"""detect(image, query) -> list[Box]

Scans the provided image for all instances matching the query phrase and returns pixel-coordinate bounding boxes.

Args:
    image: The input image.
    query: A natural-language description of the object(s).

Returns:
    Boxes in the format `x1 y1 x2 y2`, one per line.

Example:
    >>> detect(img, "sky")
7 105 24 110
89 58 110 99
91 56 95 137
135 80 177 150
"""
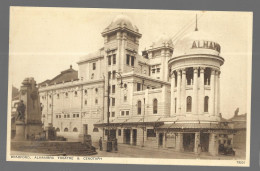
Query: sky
9 7 252 119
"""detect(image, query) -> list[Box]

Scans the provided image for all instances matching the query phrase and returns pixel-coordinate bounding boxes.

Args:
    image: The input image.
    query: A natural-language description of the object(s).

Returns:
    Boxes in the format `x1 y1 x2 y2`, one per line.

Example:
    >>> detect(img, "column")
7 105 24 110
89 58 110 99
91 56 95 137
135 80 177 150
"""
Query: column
177 69 182 115
176 133 183 152
193 67 199 114
194 132 200 153
217 71 221 116
209 69 215 116
130 129 133 145
181 69 186 114
199 67 205 114
215 70 219 116
170 71 176 116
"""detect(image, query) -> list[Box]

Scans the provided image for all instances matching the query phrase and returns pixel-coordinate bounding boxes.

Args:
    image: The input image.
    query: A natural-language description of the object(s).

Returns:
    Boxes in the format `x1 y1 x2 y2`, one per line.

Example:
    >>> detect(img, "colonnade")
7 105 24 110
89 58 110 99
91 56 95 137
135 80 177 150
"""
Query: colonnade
170 67 220 116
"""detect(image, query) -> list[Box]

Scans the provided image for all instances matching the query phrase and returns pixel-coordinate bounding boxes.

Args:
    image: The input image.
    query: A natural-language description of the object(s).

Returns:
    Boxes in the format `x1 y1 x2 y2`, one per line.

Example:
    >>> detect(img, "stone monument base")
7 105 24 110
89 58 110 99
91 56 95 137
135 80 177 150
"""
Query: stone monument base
13 121 26 141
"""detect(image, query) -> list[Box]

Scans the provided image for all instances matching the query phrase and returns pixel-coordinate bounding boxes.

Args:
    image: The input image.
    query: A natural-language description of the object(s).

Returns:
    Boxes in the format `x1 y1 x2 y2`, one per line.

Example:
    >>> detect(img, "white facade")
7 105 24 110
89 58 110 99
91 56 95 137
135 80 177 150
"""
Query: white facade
38 15 233 155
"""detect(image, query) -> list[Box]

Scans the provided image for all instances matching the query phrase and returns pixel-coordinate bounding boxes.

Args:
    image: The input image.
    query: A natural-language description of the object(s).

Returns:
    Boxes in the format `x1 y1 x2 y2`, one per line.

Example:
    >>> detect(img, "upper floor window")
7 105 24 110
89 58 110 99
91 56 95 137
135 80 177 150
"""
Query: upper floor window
64 128 69 132
131 56 135 66
93 63 96 70
65 92 68 98
95 88 98 93
112 98 115 106
174 98 177 113
126 55 130 65
108 71 111 80
111 112 115 117
121 111 125 116
84 89 87 95
124 95 127 102
153 99 158 114
204 96 209 112
84 100 87 105
74 91 77 97
137 101 141 115
187 96 192 112
113 54 116 65
95 98 98 105
137 83 141 91
57 94 59 99
73 127 78 132
112 85 116 94
112 71 116 79
108 55 111 65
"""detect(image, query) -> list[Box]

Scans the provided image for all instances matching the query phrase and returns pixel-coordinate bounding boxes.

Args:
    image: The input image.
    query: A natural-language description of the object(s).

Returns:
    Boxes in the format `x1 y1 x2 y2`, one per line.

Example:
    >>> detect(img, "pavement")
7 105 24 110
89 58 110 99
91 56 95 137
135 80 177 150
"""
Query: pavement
92 143 245 160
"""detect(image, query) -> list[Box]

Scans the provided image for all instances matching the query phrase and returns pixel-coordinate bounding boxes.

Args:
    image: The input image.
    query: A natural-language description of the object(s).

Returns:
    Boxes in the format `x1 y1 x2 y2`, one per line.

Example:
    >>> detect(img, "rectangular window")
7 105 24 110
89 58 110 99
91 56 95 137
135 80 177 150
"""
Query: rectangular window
77 114 79 118
108 56 111 65
147 129 156 137
73 114 75 118
67 114 70 118
108 71 111 80
64 115 67 118
113 54 116 65
131 56 135 66
124 95 127 102
112 98 115 106
126 111 129 116
126 55 130 65
112 85 115 93
121 111 125 116
93 63 96 70
137 83 141 91
56 115 58 118
152 69 156 74
112 112 115 117
112 71 116 79
157 68 160 73
118 129 121 136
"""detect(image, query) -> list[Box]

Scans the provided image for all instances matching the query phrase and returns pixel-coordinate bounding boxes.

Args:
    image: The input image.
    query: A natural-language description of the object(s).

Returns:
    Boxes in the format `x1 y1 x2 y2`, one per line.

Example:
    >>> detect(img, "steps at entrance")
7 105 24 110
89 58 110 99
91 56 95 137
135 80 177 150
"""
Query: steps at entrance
11 141 97 156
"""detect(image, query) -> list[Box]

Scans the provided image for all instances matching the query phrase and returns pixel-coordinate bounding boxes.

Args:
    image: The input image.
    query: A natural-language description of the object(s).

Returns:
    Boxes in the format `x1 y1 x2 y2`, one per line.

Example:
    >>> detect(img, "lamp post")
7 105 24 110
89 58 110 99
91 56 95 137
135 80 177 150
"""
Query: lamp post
106 71 123 152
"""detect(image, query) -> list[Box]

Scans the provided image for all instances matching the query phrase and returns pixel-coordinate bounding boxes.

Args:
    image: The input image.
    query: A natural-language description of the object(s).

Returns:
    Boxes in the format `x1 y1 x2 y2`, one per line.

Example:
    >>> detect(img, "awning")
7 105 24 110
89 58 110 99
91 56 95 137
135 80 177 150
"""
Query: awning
156 123 232 130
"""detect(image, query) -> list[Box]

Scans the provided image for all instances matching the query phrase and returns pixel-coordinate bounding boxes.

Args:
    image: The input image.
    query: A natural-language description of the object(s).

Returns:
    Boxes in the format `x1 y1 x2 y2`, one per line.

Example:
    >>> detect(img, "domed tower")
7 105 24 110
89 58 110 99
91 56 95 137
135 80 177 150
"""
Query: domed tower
101 14 142 73
146 34 173 81
168 28 224 122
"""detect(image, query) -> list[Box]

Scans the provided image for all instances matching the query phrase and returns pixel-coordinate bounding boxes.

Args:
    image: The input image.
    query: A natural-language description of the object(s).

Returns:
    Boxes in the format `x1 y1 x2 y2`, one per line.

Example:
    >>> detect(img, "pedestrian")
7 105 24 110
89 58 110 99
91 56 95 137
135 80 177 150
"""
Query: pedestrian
114 138 118 151
99 137 103 151
197 144 201 159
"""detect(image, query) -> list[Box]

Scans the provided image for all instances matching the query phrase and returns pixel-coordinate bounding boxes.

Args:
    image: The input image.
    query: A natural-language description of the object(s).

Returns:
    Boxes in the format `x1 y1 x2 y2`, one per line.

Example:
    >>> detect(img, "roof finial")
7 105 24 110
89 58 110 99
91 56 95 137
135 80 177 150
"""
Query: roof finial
195 14 198 31
70 65 72 69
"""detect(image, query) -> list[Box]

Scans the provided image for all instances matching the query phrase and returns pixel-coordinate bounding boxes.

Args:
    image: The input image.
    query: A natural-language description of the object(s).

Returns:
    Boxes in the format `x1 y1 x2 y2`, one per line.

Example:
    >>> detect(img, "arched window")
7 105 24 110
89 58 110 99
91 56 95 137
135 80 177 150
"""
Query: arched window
73 127 78 132
56 128 60 132
74 91 77 96
174 98 177 113
64 128 69 132
153 99 158 114
85 100 87 105
186 96 192 112
65 92 68 98
137 100 141 115
204 96 209 112
84 89 87 95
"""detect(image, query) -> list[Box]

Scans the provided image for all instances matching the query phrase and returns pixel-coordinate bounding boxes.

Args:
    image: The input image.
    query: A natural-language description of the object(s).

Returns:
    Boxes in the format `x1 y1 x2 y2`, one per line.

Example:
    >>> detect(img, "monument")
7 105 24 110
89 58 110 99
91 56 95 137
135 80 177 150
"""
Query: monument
13 77 43 141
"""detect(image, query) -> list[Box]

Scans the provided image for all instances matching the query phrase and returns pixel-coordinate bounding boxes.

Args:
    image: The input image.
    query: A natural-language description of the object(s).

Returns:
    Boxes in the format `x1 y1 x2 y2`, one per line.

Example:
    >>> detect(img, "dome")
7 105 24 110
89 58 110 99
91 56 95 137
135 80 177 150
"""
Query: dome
104 14 139 32
172 30 221 57
150 33 173 49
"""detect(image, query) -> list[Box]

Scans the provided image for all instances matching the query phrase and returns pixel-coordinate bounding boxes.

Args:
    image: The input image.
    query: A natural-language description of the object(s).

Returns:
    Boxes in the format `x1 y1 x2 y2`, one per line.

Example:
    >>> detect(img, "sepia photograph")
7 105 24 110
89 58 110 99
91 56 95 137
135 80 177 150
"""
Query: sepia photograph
6 7 252 166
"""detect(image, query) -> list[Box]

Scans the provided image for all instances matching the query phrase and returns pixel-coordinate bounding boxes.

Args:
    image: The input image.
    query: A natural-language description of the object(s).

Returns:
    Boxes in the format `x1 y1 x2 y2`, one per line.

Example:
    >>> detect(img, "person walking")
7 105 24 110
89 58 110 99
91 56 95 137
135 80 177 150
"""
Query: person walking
114 138 118 151
99 137 103 151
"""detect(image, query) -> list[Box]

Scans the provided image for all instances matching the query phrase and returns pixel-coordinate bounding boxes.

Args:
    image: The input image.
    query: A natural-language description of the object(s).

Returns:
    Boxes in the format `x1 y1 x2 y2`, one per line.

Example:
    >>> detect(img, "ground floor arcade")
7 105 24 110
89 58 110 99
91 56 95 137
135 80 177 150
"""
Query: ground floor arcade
96 122 235 156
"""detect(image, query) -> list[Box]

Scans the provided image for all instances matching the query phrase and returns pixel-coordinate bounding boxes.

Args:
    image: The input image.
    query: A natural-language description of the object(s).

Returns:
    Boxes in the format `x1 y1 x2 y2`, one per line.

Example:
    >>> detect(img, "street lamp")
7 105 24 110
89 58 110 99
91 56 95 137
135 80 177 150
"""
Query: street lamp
106 71 124 152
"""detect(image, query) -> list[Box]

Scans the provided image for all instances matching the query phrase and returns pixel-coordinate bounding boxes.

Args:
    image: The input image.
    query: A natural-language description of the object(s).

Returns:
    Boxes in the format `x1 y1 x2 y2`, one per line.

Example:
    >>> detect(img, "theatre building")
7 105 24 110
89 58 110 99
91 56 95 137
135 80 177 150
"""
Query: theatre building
38 15 235 156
